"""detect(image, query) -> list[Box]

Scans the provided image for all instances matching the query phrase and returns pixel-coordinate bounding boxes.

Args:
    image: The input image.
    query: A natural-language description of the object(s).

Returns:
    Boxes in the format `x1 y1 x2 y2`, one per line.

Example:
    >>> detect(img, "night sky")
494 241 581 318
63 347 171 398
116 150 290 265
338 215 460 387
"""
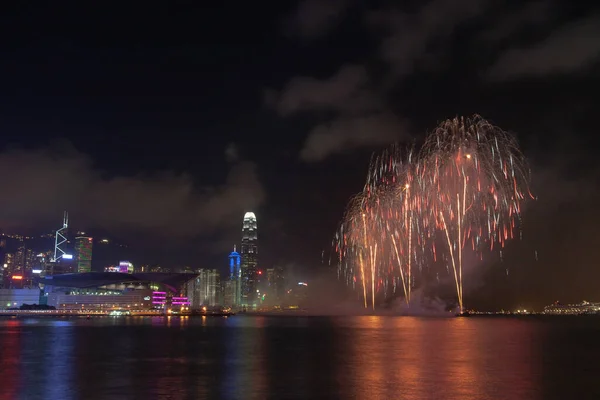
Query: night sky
1 1 598 308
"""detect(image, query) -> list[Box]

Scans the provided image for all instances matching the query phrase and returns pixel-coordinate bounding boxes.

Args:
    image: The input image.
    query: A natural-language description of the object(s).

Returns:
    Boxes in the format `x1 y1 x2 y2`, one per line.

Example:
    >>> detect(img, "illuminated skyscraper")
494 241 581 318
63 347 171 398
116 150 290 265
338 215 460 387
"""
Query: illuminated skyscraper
52 211 69 263
188 269 220 307
228 246 242 307
240 212 258 307
14 244 25 275
74 233 93 273
3 253 14 275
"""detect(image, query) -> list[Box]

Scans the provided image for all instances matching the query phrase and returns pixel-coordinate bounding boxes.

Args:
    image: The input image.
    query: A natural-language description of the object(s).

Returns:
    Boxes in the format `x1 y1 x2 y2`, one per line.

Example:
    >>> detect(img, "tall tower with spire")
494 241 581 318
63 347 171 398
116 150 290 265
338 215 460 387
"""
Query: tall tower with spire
240 212 258 307
228 245 241 307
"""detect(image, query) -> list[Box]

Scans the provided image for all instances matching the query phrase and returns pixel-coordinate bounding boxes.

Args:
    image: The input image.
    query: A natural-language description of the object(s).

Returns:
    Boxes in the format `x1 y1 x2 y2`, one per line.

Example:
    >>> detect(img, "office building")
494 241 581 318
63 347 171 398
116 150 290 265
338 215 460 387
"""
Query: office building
228 246 242 307
187 269 220 308
240 212 258 307
74 233 93 273
223 280 239 308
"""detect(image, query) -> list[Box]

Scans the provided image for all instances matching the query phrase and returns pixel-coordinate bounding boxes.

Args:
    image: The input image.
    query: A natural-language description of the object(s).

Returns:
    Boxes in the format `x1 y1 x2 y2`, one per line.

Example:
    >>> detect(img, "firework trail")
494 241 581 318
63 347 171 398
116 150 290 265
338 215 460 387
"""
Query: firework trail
419 116 532 311
335 115 532 311
339 191 380 310
337 145 420 309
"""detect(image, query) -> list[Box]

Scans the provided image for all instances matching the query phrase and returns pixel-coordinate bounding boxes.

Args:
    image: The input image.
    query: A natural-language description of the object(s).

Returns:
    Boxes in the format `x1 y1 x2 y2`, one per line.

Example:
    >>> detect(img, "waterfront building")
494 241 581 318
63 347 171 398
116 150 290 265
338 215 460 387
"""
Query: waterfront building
0 288 41 309
37 272 195 311
187 269 220 308
223 280 239 308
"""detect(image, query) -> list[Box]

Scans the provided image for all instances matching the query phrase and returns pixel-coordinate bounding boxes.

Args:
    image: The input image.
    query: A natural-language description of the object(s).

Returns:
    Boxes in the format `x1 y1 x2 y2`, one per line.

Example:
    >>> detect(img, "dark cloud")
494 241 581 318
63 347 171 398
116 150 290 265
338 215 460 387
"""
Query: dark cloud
368 0 491 76
365 1 597 82
270 1 599 165
225 142 239 163
267 65 375 115
479 1 554 43
300 112 408 162
285 0 350 39
487 14 600 80
267 65 407 162
0 145 265 238
269 1 501 162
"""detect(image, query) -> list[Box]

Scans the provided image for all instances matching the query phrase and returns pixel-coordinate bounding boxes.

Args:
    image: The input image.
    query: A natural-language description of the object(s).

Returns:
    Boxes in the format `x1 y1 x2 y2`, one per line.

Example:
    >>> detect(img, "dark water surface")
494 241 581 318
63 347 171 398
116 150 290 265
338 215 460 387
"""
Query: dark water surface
0 315 598 399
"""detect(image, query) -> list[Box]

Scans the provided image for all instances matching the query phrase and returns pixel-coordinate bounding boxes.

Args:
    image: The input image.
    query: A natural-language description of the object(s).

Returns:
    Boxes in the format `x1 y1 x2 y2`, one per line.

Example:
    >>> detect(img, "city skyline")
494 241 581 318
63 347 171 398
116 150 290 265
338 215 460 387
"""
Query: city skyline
1 3 598 399
0 1 598 308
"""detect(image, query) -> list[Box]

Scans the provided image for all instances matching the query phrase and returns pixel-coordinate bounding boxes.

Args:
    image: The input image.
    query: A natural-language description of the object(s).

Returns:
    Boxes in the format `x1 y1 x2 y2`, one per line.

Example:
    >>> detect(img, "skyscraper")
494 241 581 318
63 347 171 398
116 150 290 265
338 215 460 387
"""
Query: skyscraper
189 269 220 307
274 265 286 304
240 212 258 307
14 243 25 275
74 233 93 273
228 246 242 307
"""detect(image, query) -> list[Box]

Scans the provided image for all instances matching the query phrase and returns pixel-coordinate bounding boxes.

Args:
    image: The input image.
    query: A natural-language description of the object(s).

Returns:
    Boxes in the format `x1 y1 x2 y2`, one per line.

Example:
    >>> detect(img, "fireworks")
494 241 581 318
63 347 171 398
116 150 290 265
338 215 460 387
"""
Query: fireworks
336 116 532 311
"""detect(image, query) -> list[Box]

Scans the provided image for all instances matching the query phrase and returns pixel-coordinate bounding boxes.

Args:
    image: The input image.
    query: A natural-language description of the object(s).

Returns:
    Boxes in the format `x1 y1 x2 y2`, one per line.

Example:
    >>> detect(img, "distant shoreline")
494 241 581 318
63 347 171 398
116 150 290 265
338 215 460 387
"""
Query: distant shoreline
1 311 598 319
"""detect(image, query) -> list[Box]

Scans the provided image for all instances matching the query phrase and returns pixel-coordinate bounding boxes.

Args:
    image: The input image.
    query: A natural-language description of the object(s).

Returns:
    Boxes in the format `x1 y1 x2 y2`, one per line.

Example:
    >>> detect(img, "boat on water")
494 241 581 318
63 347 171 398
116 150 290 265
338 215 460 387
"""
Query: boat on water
456 310 471 317
109 309 131 316
206 311 235 317
191 306 235 317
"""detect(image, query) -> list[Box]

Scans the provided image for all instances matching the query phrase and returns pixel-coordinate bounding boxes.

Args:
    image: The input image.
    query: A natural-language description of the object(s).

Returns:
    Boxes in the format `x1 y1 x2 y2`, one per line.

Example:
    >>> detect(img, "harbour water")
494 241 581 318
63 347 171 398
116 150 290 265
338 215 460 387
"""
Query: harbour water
0 315 598 399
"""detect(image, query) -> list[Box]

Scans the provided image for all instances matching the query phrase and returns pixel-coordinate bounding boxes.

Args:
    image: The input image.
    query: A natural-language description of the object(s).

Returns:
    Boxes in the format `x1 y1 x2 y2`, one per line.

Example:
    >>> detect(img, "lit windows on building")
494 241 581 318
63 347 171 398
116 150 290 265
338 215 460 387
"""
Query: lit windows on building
74 234 93 273
241 212 258 307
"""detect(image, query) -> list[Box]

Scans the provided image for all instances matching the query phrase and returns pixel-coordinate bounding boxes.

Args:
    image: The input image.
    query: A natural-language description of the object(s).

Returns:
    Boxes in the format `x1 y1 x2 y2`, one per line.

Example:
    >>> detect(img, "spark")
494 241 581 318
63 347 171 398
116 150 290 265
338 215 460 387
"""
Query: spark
335 115 532 311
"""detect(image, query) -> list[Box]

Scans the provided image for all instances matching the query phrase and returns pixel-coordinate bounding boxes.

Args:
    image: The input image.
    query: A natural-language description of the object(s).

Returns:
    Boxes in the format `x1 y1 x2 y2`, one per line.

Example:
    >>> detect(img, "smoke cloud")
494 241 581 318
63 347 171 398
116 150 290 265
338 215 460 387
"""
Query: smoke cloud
0 144 265 239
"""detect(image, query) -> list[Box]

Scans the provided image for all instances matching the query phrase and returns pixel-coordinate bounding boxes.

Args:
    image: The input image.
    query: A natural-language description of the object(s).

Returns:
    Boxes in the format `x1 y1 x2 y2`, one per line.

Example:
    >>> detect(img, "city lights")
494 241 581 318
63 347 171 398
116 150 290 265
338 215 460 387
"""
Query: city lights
0 211 272 317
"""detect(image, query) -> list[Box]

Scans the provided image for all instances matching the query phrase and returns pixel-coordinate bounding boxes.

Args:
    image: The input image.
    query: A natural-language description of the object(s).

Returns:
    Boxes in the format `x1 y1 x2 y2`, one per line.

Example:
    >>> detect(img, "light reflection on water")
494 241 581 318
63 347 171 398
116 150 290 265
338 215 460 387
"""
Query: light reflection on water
0 319 76 400
0 315 598 399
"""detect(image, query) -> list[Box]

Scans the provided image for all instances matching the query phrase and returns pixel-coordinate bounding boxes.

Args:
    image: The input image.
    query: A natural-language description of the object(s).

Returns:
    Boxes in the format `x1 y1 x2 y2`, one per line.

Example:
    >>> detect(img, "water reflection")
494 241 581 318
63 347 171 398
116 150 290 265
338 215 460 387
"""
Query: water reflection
0 315 596 399
342 316 388 399
0 319 76 400
441 318 486 399
93 326 134 399
220 316 267 399
392 317 423 398
336 316 542 400
43 322 75 400
260 316 341 398
0 320 20 399
539 317 600 399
